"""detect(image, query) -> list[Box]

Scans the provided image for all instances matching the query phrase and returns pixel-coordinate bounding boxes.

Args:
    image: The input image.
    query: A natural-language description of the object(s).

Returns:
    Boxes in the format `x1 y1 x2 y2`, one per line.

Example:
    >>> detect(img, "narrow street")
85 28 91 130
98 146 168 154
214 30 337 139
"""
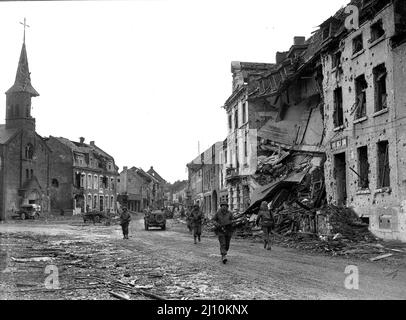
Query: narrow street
1 214 405 300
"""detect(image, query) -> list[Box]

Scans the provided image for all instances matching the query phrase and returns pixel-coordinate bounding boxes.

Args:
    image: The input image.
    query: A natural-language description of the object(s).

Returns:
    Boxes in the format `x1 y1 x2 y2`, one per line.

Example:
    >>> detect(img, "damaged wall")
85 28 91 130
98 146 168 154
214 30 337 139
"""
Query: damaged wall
322 3 406 241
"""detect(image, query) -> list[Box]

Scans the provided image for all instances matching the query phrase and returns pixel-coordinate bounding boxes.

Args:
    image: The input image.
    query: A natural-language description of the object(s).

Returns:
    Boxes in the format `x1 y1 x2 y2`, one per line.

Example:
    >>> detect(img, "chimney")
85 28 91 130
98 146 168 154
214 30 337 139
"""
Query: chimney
294 36 306 46
123 166 128 171
90 141 95 146
79 137 85 144
276 52 287 64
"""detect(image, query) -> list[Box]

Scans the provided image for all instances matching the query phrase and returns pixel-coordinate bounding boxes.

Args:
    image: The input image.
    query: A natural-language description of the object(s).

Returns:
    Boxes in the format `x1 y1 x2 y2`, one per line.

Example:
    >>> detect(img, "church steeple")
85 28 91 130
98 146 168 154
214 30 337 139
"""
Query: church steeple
5 20 39 131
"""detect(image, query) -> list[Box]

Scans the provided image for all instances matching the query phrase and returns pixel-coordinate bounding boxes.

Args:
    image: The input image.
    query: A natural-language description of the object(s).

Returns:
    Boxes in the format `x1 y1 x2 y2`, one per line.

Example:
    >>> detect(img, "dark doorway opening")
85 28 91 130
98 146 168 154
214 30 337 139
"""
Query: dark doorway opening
334 152 347 206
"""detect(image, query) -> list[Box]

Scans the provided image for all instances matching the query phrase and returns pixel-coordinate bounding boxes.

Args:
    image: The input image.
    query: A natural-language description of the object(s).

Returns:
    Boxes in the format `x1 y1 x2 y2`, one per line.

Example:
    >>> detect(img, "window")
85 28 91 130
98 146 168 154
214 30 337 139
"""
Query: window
352 34 364 55
94 175 98 189
370 20 385 43
244 131 248 158
30 169 33 179
357 146 369 189
87 195 92 209
332 51 342 69
26 169 29 180
228 115 232 130
377 141 390 188
93 195 97 209
234 108 239 129
88 174 92 189
25 143 34 160
354 75 367 119
111 196 114 209
52 178 59 188
373 64 387 112
333 87 344 127
25 105 30 117
225 149 228 164
99 176 103 189
110 178 114 190
242 101 247 124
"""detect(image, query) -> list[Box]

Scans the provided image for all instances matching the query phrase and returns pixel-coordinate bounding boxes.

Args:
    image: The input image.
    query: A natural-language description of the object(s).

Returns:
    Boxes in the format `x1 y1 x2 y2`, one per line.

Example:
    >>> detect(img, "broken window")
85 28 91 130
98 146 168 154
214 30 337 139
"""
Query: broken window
370 20 385 43
333 87 344 127
377 140 390 188
354 75 367 119
373 64 387 112
357 146 369 189
334 152 347 206
332 51 342 69
352 34 364 55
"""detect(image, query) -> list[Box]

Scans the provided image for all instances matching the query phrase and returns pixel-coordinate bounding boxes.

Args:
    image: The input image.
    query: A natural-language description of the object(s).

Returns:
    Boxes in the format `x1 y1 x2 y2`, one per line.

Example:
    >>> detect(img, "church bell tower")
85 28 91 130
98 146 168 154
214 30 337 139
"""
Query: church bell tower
5 20 39 131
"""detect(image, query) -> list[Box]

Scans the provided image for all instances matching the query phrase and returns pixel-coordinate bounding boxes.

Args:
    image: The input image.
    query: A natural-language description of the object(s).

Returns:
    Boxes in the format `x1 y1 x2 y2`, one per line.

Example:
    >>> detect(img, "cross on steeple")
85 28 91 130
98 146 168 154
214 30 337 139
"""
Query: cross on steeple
20 17 30 43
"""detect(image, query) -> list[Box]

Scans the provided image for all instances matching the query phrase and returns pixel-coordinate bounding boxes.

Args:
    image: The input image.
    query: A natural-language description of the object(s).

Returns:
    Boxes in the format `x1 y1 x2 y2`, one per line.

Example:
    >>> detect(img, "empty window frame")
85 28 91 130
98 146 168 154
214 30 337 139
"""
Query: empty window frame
377 140 390 188
333 87 344 127
332 51 342 69
357 146 369 189
370 20 385 42
353 33 364 54
373 64 387 112
354 75 368 119
242 101 247 124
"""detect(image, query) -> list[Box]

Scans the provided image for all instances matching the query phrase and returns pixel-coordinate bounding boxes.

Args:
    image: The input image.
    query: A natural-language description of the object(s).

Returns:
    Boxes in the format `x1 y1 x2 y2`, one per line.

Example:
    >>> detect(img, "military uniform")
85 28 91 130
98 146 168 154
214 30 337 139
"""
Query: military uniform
190 205 203 244
120 208 131 239
256 201 275 250
213 202 234 264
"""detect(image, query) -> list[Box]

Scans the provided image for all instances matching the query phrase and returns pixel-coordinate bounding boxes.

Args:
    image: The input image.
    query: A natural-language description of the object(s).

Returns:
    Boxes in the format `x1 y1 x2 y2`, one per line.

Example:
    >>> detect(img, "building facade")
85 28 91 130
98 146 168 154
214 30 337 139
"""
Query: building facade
222 62 275 212
187 142 222 216
118 166 153 212
0 41 51 221
46 137 119 215
322 0 406 241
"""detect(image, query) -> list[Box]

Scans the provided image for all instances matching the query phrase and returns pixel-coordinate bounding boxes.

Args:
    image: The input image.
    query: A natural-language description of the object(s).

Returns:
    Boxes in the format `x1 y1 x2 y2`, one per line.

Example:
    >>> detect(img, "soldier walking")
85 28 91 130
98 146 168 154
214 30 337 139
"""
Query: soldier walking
190 204 203 244
256 201 275 250
120 206 131 239
212 201 234 264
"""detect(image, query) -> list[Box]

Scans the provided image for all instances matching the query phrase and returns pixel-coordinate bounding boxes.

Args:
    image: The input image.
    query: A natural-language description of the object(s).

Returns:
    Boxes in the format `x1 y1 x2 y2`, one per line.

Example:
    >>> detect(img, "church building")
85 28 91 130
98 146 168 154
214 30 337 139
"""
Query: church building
0 38 51 220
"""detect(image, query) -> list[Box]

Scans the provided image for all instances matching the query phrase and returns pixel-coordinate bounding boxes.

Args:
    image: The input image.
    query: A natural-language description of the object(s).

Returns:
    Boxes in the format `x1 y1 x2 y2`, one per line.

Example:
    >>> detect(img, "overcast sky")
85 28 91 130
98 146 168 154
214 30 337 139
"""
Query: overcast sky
0 0 349 183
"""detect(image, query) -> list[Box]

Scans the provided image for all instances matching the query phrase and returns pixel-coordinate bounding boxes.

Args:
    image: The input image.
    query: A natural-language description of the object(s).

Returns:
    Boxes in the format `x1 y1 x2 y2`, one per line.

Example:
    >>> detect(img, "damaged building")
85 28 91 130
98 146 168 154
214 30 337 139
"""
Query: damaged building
46 137 119 215
321 0 406 241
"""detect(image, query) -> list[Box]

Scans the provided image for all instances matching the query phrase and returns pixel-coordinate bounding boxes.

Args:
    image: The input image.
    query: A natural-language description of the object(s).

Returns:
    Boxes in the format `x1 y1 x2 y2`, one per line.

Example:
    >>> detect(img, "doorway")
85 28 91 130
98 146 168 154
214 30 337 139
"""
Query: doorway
334 152 347 206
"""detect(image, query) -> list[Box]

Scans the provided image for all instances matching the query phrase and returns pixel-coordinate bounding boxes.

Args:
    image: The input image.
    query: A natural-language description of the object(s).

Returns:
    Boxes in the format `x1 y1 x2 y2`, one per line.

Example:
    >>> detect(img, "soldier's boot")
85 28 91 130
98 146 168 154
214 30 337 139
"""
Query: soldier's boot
198 235 201 242
222 254 227 264
194 237 197 244
267 242 272 250
264 240 268 249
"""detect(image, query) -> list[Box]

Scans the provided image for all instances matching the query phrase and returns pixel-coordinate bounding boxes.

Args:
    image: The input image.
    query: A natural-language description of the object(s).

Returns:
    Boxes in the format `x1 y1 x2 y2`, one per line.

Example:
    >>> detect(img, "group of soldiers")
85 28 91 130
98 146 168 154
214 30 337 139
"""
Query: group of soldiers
186 201 234 264
119 199 276 264
186 200 275 264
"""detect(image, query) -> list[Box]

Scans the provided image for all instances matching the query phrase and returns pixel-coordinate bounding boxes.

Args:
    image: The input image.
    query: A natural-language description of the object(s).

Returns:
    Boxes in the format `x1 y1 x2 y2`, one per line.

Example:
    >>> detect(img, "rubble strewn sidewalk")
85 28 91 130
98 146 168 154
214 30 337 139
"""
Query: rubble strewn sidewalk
201 205 406 261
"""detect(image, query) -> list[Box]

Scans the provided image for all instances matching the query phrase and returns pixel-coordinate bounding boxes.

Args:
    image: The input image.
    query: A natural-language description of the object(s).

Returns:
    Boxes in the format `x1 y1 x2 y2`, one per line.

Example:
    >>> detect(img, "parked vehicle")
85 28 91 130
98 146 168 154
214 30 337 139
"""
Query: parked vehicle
82 211 109 223
14 204 41 220
144 210 166 230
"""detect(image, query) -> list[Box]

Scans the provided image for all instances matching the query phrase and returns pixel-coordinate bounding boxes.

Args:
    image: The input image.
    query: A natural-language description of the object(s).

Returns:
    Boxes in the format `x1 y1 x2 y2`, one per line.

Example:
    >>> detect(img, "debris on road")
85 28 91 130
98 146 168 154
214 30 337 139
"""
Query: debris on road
370 253 394 262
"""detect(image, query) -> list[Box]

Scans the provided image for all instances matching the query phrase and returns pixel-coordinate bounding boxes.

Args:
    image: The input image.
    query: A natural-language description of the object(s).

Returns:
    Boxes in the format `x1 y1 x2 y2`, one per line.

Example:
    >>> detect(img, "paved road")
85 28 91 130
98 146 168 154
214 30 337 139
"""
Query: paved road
1 215 405 299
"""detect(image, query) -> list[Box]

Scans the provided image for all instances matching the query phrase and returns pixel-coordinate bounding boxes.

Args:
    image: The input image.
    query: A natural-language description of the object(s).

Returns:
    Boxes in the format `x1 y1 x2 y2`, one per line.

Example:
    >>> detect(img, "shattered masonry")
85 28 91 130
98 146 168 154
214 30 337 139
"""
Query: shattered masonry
186 0 406 242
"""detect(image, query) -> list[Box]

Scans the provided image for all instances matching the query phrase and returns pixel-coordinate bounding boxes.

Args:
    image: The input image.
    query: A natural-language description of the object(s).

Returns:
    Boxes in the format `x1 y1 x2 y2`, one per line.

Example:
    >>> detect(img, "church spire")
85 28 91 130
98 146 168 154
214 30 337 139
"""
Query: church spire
5 18 39 97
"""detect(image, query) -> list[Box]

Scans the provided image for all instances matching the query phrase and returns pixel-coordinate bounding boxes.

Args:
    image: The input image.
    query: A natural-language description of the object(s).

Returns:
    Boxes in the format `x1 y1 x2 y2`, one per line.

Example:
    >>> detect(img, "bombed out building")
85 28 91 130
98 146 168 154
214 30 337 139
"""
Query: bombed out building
322 0 406 241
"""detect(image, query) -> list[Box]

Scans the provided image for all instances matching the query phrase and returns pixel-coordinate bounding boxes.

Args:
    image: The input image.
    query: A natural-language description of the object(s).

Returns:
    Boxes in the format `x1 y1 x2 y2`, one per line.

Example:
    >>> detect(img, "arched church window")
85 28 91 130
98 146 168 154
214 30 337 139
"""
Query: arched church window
25 143 34 160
